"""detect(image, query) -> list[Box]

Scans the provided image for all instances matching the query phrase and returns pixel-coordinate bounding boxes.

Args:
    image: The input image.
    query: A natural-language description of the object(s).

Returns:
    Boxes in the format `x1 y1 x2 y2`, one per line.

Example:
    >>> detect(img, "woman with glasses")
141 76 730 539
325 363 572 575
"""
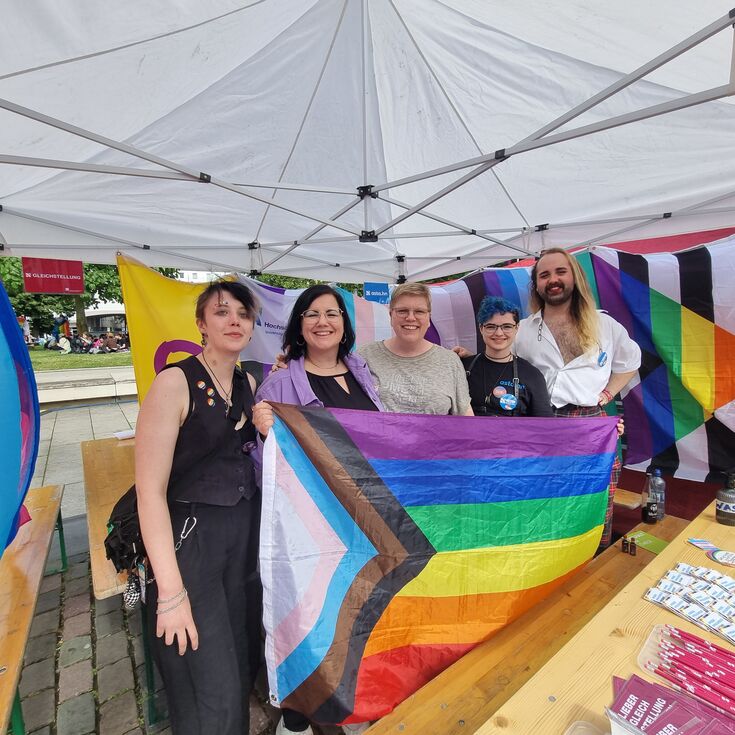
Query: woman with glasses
461 296 553 417
358 283 473 415
252 283 381 735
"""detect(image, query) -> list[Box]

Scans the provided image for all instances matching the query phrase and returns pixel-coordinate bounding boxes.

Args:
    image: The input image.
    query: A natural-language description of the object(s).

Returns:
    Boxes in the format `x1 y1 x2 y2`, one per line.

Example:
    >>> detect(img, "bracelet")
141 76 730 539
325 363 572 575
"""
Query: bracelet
157 588 188 615
600 388 614 404
157 587 187 605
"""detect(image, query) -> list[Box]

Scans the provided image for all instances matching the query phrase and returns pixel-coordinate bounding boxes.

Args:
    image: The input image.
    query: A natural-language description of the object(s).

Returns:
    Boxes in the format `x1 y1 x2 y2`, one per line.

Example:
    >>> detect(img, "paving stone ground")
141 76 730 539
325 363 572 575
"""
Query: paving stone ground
18 403 283 735
17 401 367 735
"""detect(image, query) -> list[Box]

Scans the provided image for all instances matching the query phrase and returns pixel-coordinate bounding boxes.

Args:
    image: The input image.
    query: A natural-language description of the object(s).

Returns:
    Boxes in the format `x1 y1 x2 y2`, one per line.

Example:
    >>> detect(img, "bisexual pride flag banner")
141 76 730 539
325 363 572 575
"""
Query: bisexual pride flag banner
260 404 618 725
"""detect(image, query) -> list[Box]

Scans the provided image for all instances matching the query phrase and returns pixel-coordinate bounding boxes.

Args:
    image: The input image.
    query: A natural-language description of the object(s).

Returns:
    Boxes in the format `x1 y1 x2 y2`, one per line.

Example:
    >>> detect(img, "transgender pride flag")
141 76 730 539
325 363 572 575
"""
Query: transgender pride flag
260 404 618 725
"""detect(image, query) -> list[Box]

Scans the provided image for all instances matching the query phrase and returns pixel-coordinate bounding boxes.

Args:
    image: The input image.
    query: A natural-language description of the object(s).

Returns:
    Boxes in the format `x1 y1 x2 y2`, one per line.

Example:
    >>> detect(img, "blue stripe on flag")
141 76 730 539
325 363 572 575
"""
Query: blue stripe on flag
272 421 377 696
368 453 616 507
509 268 532 316
336 287 356 336
498 269 522 310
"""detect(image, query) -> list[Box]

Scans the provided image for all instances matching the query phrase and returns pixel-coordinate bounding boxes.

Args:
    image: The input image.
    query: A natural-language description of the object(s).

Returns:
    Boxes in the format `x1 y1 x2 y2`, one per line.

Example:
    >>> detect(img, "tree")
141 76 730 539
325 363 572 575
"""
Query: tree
255 273 363 295
0 257 180 334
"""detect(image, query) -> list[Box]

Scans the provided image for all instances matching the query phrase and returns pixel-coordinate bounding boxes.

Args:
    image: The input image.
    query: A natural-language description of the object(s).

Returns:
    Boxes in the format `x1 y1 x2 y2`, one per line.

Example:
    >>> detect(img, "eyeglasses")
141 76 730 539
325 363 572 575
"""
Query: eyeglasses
481 323 516 334
392 308 430 319
301 308 344 322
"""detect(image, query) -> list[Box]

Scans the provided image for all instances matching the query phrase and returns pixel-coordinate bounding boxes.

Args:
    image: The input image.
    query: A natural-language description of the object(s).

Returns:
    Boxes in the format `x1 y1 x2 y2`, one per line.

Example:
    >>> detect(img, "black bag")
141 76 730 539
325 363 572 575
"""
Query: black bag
104 486 145 573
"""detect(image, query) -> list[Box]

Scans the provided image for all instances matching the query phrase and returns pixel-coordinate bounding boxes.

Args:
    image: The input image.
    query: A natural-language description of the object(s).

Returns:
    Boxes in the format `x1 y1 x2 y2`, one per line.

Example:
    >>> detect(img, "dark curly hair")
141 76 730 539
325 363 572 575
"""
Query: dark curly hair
282 284 355 361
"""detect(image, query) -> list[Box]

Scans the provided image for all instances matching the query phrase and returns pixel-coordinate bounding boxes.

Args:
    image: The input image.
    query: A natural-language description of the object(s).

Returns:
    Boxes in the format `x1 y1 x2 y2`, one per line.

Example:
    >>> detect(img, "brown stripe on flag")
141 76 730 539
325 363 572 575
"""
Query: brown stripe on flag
271 403 413 715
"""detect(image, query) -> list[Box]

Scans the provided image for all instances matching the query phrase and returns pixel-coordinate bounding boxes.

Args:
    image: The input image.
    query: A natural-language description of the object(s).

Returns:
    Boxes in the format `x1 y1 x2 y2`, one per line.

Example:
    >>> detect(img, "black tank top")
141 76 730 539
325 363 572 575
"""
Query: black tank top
164 355 257 506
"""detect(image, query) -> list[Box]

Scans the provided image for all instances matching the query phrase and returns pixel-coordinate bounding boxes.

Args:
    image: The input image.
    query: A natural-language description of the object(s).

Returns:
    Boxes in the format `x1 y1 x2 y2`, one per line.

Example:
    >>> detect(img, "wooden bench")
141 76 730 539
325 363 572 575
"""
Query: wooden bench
81 437 164 725
366 514 687 735
613 487 642 509
0 485 66 735
81 437 135 600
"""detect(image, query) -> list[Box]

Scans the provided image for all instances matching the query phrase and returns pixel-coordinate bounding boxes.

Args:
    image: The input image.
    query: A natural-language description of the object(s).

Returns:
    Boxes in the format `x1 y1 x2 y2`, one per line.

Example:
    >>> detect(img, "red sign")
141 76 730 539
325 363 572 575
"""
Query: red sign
22 257 85 295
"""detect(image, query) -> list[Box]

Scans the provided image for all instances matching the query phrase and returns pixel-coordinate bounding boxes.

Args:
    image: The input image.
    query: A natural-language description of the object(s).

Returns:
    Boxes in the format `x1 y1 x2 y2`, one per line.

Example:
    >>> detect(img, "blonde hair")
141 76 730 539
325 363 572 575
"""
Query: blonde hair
530 248 599 352
390 282 431 310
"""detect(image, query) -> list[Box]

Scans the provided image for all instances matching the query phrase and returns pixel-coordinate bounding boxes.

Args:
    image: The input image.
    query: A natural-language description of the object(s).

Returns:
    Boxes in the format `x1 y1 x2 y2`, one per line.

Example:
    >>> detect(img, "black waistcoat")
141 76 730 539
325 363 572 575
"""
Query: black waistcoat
164 355 257 506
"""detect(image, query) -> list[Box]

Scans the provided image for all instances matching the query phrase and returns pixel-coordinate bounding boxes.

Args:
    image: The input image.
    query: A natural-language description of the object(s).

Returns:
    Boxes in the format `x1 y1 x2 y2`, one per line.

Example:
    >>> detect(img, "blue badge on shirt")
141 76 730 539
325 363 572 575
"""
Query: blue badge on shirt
499 393 518 411
597 350 608 367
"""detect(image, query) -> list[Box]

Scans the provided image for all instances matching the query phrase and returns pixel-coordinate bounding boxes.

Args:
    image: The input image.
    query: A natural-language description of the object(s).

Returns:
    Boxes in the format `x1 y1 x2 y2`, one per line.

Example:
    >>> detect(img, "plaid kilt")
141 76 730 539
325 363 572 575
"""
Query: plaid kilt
553 404 621 549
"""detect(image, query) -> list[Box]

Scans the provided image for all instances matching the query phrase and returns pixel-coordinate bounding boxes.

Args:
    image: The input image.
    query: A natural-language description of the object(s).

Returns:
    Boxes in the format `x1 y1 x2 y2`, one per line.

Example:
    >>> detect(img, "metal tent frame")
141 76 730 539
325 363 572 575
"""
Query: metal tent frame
1 6 734 281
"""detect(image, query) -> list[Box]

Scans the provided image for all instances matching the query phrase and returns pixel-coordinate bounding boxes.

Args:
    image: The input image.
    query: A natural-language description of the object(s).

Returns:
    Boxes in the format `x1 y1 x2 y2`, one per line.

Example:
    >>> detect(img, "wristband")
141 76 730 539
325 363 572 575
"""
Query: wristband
600 388 613 405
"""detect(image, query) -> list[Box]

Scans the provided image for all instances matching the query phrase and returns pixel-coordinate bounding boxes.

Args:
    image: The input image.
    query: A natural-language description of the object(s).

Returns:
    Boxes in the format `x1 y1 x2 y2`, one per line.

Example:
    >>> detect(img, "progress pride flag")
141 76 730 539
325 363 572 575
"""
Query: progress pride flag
22 258 84 295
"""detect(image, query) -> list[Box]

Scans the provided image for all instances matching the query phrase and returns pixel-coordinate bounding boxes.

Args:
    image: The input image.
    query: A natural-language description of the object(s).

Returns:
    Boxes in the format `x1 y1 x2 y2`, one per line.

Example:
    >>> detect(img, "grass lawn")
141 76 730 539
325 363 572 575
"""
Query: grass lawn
28 347 133 371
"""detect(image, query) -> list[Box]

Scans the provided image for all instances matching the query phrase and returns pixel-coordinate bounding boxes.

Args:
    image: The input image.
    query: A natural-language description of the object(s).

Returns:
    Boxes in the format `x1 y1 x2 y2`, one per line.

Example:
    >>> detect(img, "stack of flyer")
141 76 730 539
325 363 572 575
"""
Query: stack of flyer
604 625 735 733
644 564 735 646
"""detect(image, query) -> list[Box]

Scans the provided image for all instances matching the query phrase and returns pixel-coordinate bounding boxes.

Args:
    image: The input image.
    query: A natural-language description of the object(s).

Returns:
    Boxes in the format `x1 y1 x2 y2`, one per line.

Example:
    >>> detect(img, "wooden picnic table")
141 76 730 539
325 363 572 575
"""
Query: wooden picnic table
476 501 730 734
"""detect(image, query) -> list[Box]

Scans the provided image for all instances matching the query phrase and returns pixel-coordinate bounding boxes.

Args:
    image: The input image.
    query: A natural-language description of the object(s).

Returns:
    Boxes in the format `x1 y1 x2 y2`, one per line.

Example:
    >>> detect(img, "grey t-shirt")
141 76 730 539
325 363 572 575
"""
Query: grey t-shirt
357 341 471 415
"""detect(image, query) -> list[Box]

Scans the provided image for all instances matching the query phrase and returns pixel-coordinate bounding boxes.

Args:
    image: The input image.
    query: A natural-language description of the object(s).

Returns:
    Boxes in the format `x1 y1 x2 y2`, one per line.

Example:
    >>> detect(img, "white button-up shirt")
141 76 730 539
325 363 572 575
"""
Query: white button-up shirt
514 310 641 408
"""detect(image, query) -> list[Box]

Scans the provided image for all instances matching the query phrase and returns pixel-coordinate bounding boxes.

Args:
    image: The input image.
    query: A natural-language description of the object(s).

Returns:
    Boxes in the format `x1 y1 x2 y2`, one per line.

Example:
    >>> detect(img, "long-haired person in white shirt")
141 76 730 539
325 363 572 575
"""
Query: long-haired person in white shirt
514 247 641 548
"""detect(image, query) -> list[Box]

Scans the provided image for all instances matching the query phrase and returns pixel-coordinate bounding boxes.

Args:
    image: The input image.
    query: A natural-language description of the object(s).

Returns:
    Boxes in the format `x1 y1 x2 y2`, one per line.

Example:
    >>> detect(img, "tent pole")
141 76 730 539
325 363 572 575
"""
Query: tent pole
0 155 189 181
0 155 353 194
372 10 735 194
378 193 531 254
0 98 362 236
374 82 733 237
259 197 363 271
503 85 735 159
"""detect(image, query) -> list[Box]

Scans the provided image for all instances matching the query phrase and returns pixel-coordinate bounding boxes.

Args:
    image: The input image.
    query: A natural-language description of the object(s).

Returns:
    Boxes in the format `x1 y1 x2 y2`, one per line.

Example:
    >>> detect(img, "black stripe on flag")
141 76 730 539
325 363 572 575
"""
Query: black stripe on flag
676 247 714 322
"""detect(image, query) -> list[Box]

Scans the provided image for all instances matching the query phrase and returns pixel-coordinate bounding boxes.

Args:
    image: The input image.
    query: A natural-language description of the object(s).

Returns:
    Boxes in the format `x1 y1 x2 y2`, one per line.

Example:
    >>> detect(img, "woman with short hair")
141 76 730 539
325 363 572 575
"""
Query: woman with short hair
358 282 472 415
136 279 260 735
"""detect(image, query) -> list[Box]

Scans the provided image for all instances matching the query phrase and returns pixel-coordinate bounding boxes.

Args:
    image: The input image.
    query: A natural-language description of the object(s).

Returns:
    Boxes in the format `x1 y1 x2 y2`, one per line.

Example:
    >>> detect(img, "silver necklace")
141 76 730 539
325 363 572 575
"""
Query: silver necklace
201 352 233 415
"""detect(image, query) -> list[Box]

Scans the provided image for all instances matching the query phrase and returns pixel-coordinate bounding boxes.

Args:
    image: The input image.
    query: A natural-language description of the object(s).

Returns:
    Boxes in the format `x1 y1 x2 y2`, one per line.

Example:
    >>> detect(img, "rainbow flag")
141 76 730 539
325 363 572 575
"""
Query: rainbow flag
260 404 618 724
0 280 40 554
590 239 735 481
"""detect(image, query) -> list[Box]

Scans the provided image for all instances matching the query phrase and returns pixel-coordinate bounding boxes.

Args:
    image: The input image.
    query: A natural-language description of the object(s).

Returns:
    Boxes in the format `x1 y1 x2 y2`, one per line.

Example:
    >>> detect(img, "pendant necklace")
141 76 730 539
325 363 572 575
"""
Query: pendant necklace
201 352 233 415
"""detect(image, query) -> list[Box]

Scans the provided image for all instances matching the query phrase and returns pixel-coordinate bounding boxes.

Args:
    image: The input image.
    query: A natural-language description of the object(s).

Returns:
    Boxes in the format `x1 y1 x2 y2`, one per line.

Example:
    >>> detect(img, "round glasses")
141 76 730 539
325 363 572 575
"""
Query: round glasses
481 323 516 334
301 308 343 322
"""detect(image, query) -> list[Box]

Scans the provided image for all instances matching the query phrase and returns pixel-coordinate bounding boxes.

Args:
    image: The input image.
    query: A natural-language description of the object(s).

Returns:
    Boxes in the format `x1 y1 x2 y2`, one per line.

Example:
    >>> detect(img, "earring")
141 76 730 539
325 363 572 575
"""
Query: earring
340 334 347 344
201 335 207 347
296 336 305 346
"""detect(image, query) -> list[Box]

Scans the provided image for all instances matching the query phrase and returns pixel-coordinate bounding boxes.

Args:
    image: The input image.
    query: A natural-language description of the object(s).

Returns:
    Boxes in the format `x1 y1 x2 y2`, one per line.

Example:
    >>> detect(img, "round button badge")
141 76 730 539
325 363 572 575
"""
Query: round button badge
499 393 518 411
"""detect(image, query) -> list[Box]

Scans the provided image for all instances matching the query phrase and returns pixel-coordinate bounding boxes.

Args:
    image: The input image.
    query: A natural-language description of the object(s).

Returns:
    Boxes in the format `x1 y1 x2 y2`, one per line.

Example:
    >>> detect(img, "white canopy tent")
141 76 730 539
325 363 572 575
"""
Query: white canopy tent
1 0 735 282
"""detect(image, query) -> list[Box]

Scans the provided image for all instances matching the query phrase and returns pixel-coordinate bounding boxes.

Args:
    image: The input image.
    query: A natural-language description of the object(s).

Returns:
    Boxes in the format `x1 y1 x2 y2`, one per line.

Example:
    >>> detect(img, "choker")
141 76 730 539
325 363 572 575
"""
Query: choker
484 352 513 362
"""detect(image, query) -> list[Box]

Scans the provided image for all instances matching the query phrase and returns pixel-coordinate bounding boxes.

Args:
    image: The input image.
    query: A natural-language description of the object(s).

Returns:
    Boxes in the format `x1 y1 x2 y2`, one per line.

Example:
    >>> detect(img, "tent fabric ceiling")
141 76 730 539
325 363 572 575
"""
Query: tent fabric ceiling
1 0 735 281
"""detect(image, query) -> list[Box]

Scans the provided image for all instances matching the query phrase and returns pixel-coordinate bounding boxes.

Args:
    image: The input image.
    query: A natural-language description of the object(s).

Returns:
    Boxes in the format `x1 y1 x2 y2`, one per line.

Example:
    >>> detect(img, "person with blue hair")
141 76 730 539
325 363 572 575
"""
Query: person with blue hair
460 296 553 417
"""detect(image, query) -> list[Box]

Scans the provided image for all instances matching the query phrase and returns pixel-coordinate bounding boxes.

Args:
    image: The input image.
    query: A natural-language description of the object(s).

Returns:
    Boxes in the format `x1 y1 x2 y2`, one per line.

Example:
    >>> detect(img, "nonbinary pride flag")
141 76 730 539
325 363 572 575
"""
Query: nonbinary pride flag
260 405 618 725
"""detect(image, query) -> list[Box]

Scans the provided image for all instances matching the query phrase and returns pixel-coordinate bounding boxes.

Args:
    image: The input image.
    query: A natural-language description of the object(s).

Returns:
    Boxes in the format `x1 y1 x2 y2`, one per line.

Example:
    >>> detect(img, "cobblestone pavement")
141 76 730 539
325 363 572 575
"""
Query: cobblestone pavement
18 402 284 735
20 552 279 735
